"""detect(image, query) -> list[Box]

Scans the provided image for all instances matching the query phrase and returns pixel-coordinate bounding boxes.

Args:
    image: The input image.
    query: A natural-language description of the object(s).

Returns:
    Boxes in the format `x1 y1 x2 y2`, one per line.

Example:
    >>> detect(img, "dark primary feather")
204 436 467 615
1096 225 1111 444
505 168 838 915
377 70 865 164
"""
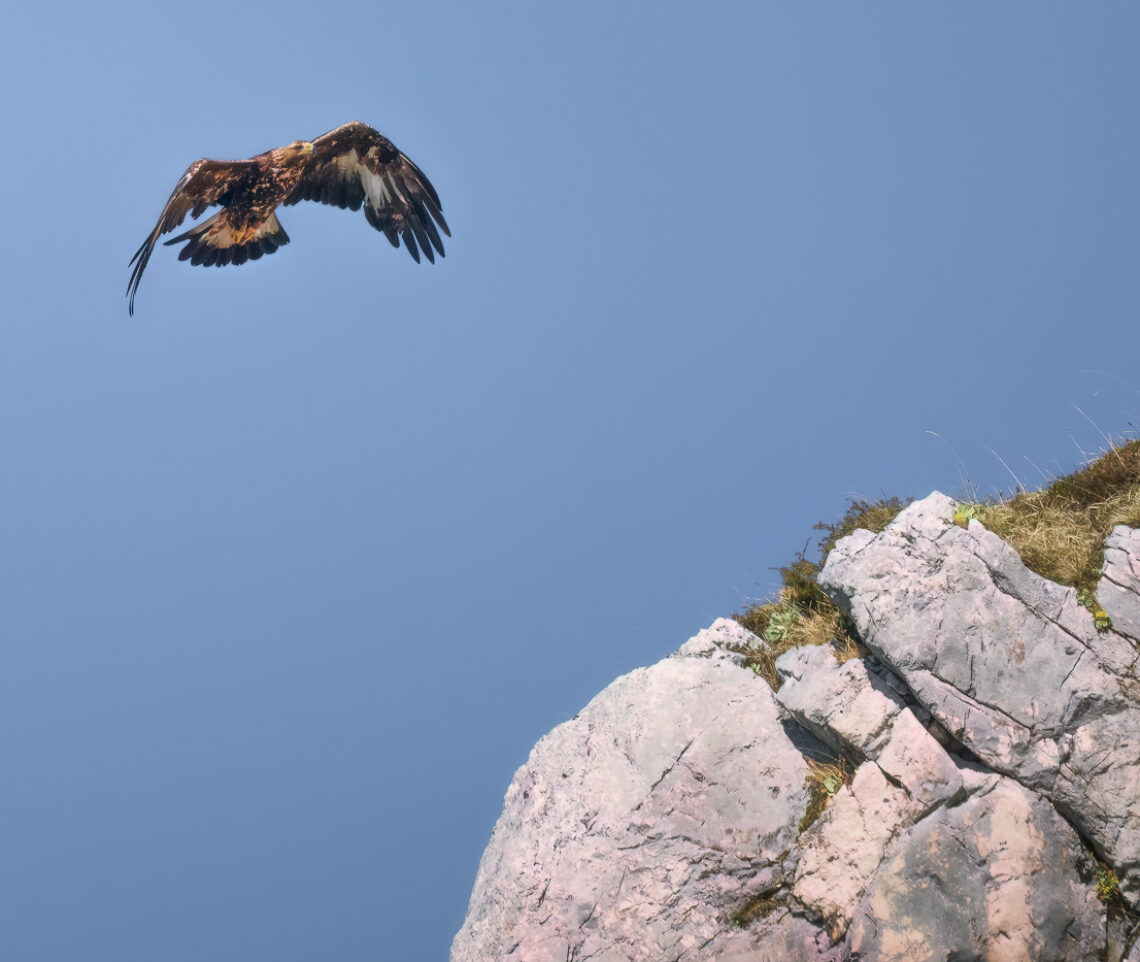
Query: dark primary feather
284 121 450 264
126 158 261 315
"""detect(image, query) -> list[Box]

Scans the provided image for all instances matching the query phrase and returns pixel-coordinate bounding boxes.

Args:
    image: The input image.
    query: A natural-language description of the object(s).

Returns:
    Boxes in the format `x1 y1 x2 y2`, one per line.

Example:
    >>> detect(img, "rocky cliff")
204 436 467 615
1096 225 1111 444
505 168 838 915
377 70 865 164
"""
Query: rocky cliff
451 490 1140 961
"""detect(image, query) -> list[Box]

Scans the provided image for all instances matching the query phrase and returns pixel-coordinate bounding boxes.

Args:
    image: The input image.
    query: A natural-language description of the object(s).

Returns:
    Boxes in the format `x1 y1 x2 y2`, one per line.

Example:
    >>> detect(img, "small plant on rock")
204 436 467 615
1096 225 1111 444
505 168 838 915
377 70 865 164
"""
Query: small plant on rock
953 502 980 526
763 604 802 643
798 756 850 834
1077 588 1112 632
1096 863 1122 908
732 497 909 690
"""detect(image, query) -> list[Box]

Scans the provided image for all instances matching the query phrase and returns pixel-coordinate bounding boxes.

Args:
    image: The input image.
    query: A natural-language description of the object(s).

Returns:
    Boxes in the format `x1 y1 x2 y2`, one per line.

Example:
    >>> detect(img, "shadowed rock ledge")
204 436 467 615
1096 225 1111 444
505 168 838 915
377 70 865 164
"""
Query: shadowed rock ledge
452 493 1140 962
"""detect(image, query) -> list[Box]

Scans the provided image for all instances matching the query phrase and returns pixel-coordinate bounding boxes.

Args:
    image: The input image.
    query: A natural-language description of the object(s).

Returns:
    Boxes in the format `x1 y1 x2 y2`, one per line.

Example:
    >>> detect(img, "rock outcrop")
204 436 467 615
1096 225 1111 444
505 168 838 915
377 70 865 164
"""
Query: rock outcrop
821 495 1140 903
450 620 837 962
452 493 1140 961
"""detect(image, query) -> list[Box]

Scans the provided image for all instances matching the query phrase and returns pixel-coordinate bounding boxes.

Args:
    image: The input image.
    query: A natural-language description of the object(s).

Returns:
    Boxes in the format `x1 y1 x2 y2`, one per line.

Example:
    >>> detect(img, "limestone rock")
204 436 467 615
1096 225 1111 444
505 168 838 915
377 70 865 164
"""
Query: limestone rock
793 762 911 937
873 707 962 817
774 645 904 758
1127 933 1140 962
783 659 1106 958
455 500 1140 960
449 619 830 962
847 777 1105 961
1101 525 1140 644
820 494 1140 898
774 646 963 816
789 728 966 942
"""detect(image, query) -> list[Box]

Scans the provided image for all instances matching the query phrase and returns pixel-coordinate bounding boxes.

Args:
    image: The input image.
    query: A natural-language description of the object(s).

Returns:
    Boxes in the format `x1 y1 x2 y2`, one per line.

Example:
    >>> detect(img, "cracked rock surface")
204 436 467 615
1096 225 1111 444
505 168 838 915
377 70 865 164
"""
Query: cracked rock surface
450 620 829 962
453 498 1139 961
820 494 1140 900
846 776 1103 962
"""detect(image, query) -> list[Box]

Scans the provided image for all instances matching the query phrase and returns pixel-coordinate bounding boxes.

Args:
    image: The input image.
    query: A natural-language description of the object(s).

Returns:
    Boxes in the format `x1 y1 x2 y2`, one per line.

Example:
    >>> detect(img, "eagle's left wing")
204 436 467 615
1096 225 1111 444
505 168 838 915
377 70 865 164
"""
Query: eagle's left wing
284 121 450 264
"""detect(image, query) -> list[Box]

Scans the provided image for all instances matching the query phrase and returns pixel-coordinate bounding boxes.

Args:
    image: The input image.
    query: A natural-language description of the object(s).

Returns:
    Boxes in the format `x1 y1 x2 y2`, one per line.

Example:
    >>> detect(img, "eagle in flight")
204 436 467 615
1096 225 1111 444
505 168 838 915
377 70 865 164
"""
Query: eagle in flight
127 121 449 315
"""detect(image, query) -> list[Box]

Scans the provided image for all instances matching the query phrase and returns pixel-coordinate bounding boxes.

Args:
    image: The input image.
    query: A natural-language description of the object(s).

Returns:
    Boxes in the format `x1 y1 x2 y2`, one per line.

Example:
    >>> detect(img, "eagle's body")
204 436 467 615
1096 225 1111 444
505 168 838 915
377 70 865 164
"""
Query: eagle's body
127 122 449 314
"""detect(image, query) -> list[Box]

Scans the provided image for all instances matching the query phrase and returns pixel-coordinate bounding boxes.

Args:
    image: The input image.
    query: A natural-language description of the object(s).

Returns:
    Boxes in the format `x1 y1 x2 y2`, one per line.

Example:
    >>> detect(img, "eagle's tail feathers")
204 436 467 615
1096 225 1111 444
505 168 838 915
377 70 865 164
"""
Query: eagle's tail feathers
165 211 290 268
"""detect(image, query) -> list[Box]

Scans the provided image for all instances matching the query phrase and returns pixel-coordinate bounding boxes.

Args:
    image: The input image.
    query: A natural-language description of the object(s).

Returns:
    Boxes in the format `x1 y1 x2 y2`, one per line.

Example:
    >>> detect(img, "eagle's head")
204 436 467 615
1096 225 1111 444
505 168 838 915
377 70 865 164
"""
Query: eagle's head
269 141 315 168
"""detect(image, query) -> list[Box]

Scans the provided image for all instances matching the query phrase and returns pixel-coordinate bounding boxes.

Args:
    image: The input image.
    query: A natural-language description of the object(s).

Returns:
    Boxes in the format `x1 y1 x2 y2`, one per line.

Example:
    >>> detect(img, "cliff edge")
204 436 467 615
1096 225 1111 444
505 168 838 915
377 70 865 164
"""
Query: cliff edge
452 484 1140 961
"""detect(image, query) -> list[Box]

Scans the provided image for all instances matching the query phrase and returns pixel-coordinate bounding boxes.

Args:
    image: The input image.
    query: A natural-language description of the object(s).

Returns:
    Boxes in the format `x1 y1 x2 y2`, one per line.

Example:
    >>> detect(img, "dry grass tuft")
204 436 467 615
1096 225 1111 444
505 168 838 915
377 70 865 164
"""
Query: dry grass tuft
967 440 1140 595
798 755 851 833
732 497 908 689
729 887 785 928
734 596 858 689
732 441 1138 689
814 496 913 558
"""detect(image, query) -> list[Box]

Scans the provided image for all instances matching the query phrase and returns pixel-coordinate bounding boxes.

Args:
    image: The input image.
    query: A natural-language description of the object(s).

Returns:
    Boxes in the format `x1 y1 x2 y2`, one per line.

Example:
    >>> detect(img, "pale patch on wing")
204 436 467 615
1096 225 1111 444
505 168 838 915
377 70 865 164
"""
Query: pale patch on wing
334 148 392 208
359 164 392 209
335 148 360 173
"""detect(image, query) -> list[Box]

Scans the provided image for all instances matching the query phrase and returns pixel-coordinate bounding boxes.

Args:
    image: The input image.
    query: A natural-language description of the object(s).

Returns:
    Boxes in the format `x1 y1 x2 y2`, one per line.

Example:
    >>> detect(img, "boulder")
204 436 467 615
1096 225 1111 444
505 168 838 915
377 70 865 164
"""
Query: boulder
774 645 904 758
449 619 831 962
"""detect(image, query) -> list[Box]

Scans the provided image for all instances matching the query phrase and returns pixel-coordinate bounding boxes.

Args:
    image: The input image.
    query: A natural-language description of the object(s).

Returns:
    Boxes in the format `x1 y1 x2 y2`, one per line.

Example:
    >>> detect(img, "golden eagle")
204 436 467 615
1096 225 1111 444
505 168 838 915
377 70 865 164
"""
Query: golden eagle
127 122 449 315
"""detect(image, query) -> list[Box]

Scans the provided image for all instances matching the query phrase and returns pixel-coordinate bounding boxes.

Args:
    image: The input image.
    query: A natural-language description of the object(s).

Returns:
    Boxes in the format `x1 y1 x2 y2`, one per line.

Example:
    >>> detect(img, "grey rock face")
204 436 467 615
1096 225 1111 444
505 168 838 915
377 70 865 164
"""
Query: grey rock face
846 777 1104 962
777 634 1109 957
820 494 1140 898
1102 525 1140 644
774 645 905 758
776 646 968 938
792 761 912 937
450 619 831 962
774 646 962 815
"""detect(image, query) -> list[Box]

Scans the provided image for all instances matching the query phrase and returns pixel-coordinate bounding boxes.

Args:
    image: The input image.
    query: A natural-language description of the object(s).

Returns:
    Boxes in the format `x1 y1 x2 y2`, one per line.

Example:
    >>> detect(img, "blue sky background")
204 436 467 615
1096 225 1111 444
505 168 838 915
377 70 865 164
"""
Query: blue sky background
2 4 1139 960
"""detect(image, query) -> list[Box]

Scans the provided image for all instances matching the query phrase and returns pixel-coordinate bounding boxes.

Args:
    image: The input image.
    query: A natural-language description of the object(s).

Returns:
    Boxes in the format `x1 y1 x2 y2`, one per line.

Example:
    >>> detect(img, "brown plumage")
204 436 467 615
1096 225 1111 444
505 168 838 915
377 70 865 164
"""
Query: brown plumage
126 122 449 315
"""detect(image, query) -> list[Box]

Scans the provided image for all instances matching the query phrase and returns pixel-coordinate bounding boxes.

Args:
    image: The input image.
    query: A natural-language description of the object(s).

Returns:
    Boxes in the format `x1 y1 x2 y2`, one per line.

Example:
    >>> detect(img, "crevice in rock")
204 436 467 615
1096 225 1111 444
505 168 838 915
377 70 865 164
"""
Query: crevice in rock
633 738 695 811
924 665 1034 735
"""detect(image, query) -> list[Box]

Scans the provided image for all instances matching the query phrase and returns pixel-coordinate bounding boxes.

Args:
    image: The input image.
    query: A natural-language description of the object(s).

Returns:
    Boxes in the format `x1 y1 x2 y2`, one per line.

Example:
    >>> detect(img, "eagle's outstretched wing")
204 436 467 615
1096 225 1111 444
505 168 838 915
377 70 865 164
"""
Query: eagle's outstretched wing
284 121 450 265
126 158 261 315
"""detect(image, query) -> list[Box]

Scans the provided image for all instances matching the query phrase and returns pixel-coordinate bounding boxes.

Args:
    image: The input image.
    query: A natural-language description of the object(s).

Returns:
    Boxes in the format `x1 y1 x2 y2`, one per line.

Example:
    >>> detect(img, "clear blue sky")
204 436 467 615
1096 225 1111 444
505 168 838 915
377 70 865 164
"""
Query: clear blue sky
2 4 1138 960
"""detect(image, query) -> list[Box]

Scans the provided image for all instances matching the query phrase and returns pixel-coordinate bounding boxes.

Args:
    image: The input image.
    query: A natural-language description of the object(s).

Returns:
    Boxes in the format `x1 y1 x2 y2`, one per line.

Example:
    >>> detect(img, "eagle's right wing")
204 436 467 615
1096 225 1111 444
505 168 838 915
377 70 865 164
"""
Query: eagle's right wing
126 158 260 315
284 121 450 265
